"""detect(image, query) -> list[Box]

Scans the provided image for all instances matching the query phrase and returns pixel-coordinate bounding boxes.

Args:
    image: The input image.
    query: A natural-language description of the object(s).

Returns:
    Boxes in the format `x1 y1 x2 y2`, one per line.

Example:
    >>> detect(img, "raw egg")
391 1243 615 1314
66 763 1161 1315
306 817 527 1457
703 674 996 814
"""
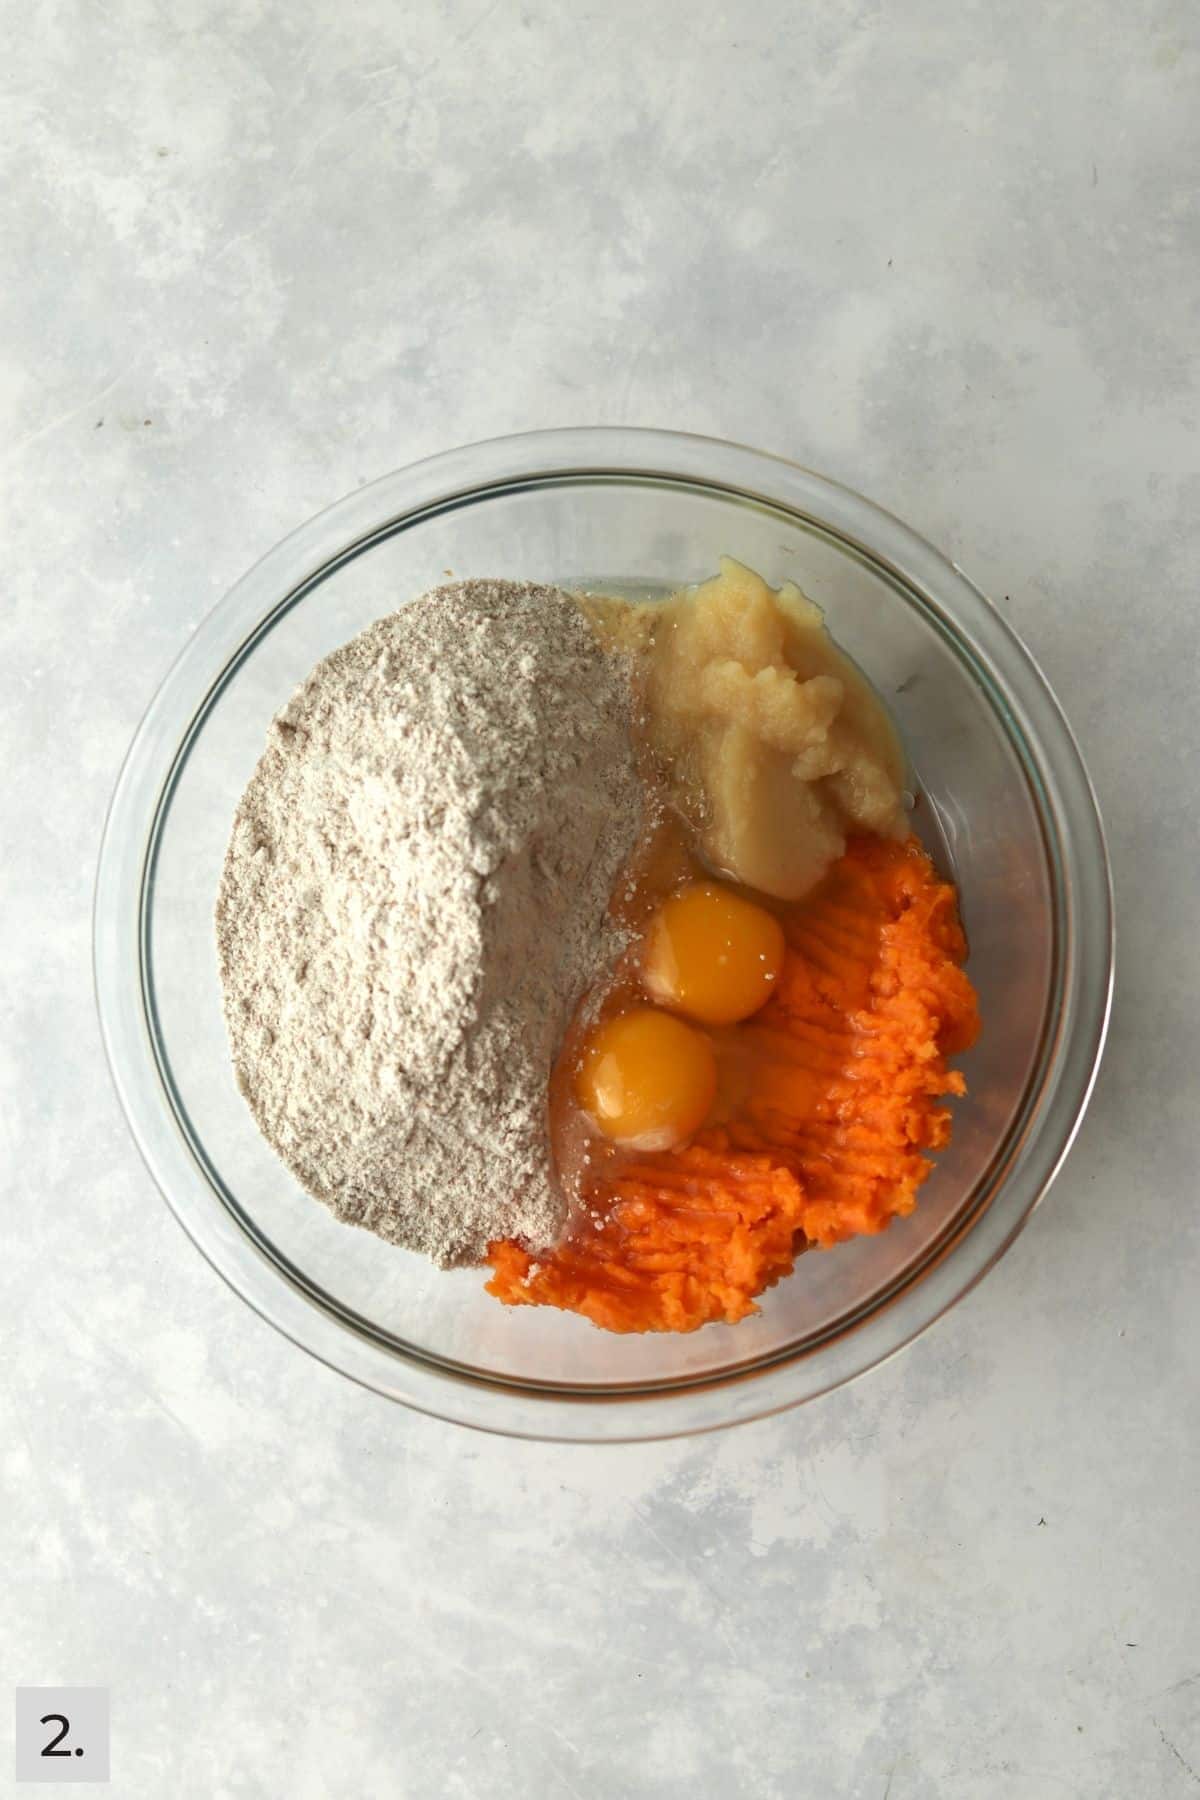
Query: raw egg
641 882 786 1025
575 1007 717 1150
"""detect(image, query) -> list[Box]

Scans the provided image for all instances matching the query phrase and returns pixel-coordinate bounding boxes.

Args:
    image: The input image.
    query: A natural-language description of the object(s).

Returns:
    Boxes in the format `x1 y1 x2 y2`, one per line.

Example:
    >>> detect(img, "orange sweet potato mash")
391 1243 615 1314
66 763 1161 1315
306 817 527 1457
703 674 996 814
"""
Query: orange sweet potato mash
487 834 979 1333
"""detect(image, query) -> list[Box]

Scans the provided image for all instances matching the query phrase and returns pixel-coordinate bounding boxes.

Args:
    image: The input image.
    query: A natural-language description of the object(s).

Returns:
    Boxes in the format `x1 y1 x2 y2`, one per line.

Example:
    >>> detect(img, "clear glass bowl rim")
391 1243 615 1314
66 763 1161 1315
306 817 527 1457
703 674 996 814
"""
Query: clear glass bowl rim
93 427 1114 1442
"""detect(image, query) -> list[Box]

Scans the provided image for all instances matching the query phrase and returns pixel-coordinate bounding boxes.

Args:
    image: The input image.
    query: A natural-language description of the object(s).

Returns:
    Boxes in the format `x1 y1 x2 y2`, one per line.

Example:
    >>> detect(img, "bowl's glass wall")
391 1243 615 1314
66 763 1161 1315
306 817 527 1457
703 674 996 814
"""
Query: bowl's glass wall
145 477 1053 1389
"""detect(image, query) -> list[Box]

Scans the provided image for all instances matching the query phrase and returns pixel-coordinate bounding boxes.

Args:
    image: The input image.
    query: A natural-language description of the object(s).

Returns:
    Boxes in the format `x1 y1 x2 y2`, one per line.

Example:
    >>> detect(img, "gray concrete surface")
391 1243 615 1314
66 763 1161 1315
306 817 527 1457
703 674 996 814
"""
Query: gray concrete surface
3 2 1198 1794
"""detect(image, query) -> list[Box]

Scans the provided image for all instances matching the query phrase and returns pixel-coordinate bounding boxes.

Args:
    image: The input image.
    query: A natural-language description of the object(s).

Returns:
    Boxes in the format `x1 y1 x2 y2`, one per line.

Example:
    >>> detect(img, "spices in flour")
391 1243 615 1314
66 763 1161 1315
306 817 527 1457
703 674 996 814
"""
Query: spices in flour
216 580 642 1266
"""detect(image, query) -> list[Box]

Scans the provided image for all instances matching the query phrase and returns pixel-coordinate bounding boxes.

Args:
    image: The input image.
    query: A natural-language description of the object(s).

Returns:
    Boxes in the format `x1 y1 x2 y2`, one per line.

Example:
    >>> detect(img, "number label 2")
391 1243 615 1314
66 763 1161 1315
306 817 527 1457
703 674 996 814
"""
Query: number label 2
15 1686 108 1781
40 1713 74 1757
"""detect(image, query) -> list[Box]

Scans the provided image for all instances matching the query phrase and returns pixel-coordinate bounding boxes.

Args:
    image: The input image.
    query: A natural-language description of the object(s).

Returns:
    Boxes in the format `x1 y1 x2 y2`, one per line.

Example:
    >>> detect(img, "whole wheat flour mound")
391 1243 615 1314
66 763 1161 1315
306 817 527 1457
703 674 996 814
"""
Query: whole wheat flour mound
216 580 641 1266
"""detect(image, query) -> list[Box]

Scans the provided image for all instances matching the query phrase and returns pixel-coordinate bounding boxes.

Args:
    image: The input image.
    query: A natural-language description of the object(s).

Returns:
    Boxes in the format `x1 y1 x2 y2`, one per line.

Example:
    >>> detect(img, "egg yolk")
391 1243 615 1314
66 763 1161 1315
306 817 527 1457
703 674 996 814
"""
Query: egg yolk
641 883 787 1025
575 1007 717 1151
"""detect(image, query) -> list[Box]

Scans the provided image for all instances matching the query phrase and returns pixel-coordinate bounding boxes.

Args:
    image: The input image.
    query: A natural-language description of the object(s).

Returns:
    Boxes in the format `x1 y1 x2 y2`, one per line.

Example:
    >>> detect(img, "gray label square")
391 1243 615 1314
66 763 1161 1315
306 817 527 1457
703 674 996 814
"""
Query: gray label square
14 1690 109 1783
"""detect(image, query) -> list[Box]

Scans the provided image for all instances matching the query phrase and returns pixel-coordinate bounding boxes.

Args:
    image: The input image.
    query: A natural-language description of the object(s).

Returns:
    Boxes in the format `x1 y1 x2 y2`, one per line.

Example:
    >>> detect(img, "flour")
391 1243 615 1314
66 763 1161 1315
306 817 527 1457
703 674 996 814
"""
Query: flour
215 580 642 1266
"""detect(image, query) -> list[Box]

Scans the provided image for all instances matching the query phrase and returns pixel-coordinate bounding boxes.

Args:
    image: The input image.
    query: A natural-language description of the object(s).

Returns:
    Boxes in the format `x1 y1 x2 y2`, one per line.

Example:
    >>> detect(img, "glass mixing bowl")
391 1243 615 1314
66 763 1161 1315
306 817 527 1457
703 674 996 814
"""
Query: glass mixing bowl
94 429 1113 1441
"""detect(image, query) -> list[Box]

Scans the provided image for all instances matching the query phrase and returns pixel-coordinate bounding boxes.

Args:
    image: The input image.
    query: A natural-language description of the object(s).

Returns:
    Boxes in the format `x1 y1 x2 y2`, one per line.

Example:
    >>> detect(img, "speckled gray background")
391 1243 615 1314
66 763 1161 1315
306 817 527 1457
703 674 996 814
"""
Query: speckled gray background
3 2 1198 1795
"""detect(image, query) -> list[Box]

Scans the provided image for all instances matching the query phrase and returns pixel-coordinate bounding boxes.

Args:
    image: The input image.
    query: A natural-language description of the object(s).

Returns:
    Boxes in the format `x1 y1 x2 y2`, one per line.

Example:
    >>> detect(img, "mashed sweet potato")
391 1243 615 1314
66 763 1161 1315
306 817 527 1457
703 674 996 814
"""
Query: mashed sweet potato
486 833 979 1333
